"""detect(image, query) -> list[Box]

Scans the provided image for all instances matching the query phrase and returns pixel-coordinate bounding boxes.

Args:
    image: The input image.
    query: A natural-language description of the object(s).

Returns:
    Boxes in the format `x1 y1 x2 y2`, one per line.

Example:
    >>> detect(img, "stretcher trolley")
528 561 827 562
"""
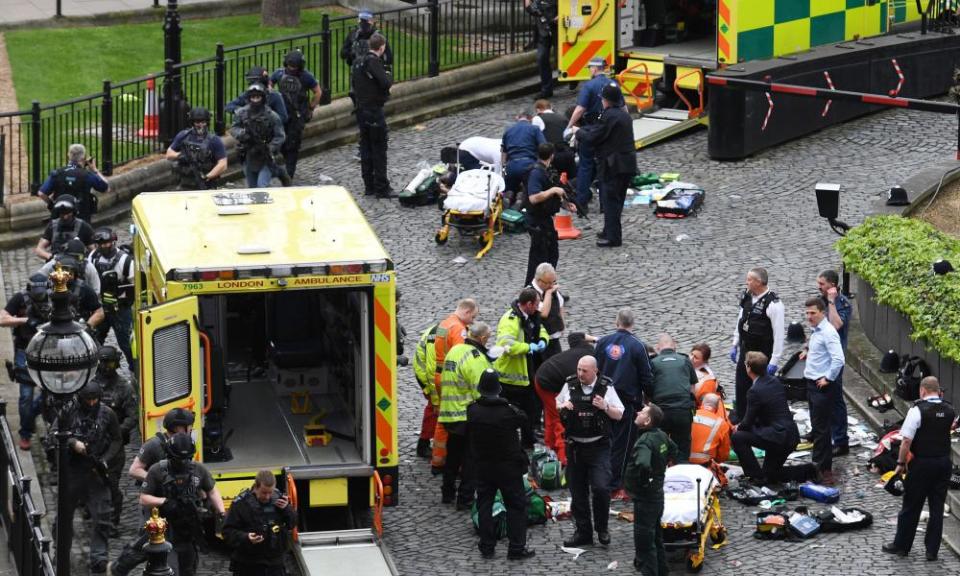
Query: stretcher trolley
661 464 726 572
434 168 505 259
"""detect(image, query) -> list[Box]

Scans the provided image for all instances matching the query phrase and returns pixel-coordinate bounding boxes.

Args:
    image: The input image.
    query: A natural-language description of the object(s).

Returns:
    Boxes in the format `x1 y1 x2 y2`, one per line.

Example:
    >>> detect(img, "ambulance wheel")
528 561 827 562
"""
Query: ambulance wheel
686 556 704 573
710 527 727 544
435 231 448 244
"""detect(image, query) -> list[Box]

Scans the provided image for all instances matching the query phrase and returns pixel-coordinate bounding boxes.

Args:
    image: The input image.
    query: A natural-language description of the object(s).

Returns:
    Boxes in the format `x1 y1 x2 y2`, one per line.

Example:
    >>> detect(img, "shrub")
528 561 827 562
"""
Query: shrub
838 215 960 363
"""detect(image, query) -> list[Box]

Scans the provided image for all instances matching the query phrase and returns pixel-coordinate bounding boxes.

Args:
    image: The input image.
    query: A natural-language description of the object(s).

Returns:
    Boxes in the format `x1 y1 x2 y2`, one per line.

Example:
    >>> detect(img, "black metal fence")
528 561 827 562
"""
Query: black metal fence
3 0 533 203
0 401 56 576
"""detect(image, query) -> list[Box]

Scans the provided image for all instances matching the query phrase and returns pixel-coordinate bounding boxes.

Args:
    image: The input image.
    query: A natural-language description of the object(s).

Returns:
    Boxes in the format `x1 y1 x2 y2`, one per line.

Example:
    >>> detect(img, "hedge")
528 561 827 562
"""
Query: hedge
837 215 960 363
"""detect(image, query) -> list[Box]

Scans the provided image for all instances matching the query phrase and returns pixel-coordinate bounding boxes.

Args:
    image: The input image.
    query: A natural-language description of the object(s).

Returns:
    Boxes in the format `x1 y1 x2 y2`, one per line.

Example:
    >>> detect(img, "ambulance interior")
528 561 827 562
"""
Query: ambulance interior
627 0 717 63
197 287 372 473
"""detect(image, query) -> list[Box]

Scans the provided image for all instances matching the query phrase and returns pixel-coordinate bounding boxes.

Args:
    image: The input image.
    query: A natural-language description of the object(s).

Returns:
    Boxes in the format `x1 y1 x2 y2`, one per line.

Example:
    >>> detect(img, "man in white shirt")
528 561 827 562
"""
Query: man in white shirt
458 136 502 174
801 297 844 484
527 262 565 358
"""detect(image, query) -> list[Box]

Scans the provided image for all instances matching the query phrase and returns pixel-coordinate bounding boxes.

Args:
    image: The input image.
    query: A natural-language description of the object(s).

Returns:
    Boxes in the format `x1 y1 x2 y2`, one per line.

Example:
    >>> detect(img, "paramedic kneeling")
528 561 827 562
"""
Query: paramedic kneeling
882 376 954 561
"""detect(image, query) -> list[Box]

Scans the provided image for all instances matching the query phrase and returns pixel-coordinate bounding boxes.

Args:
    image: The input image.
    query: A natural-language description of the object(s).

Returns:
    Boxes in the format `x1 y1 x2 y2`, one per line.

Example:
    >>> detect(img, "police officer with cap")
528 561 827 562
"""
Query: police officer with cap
226 66 288 124
230 83 287 188
341 10 393 68
468 368 535 560
883 376 955 561
557 355 624 548
270 50 322 178
222 469 297 576
572 81 636 247
53 379 121 573
88 227 135 367
35 194 96 262
39 237 101 294
352 33 395 198
0 273 53 450
565 57 624 212
37 143 108 223
91 345 137 534
166 107 228 190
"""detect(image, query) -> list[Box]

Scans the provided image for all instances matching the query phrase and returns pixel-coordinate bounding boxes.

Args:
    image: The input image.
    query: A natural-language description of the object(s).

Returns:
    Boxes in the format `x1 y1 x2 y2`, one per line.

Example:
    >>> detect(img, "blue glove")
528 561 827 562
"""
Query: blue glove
528 341 545 354
729 346 738 363
767 364 779 376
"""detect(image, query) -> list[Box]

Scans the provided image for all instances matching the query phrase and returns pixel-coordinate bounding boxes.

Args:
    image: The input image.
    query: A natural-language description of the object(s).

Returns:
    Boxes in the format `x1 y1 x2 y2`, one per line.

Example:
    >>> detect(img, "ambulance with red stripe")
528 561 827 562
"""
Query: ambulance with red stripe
131 187 399 574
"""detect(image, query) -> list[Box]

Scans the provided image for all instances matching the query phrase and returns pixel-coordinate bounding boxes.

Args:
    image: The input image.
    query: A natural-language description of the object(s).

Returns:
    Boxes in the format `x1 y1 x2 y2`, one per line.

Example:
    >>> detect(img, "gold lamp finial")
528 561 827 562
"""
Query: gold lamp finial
49 263 73 294
145 507 168 545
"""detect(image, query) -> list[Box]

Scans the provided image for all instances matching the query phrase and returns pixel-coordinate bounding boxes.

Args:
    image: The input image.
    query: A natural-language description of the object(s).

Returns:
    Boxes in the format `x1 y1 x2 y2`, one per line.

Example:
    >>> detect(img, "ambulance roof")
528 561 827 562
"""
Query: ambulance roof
131 187 392 274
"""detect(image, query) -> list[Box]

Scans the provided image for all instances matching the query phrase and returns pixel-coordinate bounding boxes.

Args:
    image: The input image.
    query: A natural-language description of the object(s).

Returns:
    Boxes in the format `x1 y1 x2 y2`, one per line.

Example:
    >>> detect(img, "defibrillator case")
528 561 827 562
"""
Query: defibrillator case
501 208 526 232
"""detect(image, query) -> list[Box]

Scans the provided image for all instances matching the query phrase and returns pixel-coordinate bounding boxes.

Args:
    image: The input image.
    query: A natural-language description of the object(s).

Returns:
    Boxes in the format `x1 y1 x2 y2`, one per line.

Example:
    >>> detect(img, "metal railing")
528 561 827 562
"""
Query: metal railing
2 1 533 203
0 401 56 576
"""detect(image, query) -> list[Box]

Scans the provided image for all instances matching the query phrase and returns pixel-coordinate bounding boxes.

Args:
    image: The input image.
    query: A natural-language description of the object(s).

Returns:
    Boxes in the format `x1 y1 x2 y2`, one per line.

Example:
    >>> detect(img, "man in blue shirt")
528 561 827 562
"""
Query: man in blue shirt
165 107 228 190
816 269 853 456
270 50 322 178
802 297 845 484
225 66 288 125
38 143 109 223
522 143 576 285
595 307 653 496
501 110 545 204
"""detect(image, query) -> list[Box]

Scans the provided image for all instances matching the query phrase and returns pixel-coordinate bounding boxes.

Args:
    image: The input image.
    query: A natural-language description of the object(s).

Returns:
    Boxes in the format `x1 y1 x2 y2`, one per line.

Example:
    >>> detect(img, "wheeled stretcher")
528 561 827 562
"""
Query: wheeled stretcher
660 464 726 572
434 168 505 259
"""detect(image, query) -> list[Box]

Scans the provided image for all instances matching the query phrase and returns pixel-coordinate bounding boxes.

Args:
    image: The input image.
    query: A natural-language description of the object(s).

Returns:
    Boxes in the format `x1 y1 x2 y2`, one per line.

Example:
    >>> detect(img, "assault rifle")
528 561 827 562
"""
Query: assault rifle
548 167 588 218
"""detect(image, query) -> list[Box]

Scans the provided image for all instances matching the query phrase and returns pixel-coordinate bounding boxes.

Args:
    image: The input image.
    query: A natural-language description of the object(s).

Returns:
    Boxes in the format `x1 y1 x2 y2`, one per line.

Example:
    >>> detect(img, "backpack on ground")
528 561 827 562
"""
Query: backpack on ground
895 355 931 401
653 182 705 218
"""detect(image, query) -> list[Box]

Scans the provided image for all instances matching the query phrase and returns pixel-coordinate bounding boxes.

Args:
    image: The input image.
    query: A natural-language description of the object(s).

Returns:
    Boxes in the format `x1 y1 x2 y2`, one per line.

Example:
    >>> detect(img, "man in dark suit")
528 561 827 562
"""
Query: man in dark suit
573 82 636 247
731 351 800 483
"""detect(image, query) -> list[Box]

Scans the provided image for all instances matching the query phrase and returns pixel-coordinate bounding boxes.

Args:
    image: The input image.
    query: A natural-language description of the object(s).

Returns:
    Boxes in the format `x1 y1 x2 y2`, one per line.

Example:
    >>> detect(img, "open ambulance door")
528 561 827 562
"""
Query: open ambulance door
138 296 204 454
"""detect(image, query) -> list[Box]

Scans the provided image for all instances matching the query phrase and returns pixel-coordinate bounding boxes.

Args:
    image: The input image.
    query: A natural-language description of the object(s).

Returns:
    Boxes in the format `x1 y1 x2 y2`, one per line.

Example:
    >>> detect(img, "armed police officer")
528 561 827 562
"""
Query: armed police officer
270 50 322 179
39 237 101 294
231 83 287 188
88 227 135 368
522 143 577 286
138 433 225 576
342 11 394 68
226 66 288 124
52 379 121 573
558 355 624 548
352 33 395 198
37 143 108 223
52 252 105 328
92 345 137 535
35 194 95 262
0 273 52 451
166 107 228 190
525 0 558 99
222 470 297 576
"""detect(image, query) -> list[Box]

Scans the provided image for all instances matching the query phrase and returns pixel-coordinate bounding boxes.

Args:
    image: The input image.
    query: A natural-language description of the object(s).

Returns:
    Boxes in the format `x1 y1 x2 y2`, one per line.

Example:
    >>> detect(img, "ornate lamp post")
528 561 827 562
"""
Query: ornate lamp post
143 508 174 576
24 265 99 576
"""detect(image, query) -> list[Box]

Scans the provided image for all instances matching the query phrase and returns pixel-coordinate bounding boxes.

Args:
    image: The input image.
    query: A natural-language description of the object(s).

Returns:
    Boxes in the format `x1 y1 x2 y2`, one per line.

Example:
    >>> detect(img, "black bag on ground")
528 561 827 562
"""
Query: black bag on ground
778 350 807 402
780 462 819 483
895 355 931 401
814 507 874 532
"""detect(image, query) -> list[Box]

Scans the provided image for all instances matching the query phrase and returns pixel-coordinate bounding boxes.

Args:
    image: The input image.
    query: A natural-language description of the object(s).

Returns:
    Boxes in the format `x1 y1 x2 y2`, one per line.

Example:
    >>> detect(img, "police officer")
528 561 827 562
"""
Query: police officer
137 433 225 576
222 470 297 576
88 227 135 367
166 107 228 190
226 66 288 124
34 194 95 261
565 58 623 212
0 273 52 450
648 334 697 461
468 369 535 560
341 10 393 68
729 267 785 423
53 379 121 573
352 33 395 198
39 237 101 294
37 143 108 223
557 355 624 548
501 110 545 203
525 0 558 98
231 83 287 188
438 321 494 509
270 50 322 178
412 322 440 458
624 402 677 576
882 376 955 561
53 252 105 328
522 143 577 286
92 345 137 534
573 82 636 247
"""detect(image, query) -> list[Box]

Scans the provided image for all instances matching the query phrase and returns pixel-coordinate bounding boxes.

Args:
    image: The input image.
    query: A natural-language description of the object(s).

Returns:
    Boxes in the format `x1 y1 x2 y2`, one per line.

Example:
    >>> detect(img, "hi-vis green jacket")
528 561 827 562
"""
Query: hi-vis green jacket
493 305 548 387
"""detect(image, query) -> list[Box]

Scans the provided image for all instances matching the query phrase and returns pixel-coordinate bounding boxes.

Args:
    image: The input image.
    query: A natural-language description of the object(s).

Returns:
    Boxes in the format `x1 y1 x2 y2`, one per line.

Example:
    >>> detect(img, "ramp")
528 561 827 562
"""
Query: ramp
295 529 398 576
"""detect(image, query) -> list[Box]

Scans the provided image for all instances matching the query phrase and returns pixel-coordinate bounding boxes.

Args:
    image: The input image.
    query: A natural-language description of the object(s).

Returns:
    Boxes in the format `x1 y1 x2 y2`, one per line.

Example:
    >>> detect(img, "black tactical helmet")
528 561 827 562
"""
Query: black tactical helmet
55 254 82 279
165 432 196 461
53 194 77 215
246 83 267 97
283 50 305 70
27 273 50 302
245 66 269 84
66 238 87 258
93 227 117 244
188 106 211 123
98 346 121 373
78 379 102 402
163 407 196 433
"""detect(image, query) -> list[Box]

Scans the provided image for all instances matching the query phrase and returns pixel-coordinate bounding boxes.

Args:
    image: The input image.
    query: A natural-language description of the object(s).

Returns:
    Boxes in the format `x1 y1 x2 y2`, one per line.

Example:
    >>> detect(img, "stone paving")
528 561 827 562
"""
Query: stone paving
4 88 960 575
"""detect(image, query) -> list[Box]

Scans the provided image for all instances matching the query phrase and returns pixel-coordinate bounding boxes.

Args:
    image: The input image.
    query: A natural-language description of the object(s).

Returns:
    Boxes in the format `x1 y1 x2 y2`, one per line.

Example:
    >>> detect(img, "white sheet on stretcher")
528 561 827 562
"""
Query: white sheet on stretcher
660 464 716 525
443 169 505 213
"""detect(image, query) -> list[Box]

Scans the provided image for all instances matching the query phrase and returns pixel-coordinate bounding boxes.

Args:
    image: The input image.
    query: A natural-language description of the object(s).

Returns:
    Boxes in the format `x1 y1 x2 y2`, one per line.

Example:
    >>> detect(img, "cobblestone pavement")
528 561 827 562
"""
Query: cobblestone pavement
4 89 960 576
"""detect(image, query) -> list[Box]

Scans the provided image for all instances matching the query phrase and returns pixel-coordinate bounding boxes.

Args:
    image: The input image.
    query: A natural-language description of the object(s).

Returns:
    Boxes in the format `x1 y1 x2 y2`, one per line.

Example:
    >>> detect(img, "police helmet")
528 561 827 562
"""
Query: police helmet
53 194 77 215
78 379 102 402
246 83 267 97
187 106 211 123
358 10 373 21
477 368 501 398
283 50 305 70
55 254 82 279
65 238 87 258
27 273 50 302
93 227 117 245
98 345 121 373
245 66 269 84
165 432 196 461
162 407 196 433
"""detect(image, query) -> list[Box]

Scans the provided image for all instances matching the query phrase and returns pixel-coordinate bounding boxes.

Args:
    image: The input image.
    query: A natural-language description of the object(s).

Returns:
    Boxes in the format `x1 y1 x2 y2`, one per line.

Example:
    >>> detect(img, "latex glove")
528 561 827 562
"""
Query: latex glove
528 341 545 354
729 346 738 363
767 364 779 376
562 127 577 140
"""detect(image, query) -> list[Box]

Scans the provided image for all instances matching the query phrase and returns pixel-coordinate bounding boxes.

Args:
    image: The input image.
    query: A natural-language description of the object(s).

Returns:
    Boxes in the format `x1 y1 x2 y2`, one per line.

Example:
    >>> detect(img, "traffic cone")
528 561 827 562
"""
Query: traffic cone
137 77 159 138
554 212 582 239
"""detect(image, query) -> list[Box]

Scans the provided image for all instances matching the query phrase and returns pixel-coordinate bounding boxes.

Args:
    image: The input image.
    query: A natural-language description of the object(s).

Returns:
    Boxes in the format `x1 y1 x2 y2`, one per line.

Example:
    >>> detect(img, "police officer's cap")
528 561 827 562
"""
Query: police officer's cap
165 432 196 461
587 57 606 69
163 407 196 432
358 10 373 20
601 82 621 103
78 379 102 401
786 321 805 343
187 106 211 123
53 194 77 213
93 227 116 244
478 368 502 398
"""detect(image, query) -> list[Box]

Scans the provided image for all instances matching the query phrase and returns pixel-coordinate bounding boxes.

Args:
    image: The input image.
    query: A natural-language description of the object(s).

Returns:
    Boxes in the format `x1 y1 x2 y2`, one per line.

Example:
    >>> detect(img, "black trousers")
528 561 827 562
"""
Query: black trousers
599 173 630 245
566 438 612 535
477 464 528 554
806 378 836 471
660 407 693 463
441 421 475 505
501 384 537 448
731 429 792 482
281 117 305 177
357 107 390 195
633 496 667 576
733 346 771 423
609 395 641 490
893 455 951 554
536 30 554 94
525 217 559 287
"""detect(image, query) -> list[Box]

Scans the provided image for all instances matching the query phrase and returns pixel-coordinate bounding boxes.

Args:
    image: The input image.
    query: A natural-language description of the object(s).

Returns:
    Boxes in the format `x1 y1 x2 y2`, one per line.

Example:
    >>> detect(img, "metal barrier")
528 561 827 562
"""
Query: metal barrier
1 1 534 199
0 401 56 576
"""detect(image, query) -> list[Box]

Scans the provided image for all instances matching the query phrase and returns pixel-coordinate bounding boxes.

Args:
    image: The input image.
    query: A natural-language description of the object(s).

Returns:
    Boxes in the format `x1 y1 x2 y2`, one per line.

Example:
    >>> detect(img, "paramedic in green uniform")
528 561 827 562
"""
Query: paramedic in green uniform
624 402 677 576
648 333 698 461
